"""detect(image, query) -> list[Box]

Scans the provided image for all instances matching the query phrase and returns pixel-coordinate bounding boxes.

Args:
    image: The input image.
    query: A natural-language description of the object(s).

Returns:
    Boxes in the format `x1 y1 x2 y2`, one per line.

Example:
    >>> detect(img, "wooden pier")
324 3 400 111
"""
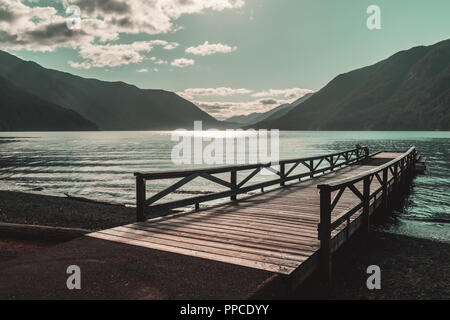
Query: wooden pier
89 146 421 287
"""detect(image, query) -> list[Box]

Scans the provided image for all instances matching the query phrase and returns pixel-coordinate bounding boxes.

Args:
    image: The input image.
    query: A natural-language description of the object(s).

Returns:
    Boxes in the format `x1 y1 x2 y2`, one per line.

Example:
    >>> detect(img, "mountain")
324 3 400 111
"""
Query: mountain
225 93 313 126
225 103 291 126
0 51 223 130
0 76 97 131
253 39 450 130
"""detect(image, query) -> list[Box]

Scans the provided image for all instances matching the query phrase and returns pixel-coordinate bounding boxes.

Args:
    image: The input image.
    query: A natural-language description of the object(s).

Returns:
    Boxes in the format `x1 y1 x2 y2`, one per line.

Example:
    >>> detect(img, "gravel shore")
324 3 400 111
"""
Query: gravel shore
292 231 450 300
0 190 135 230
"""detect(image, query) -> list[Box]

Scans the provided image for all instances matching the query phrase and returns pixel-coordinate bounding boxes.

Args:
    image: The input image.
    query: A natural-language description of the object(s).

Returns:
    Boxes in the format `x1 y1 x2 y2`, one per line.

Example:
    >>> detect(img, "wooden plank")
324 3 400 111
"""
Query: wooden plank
89 231 294 274
94 228 308 269
112 225 312 261
152 216 319 238
144 219 320 244
128 223 319 253
173 211 320 231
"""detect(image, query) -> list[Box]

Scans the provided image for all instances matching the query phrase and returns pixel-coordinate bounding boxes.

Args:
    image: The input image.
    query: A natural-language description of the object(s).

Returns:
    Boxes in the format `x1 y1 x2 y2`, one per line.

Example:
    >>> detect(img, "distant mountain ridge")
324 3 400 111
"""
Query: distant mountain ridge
0 76 97 131
225 93 313 126
253 39 450 130
0 51 223 130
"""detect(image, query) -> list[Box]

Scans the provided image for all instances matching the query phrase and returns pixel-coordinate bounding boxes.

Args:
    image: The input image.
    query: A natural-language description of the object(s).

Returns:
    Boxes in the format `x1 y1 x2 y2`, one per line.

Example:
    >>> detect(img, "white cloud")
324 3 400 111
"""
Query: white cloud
154 59 168 65
68 60 92 69
194 99 291 120
75 41 153 68
178 87 253 99
137 68 149 73
171 58 195 68
163 42 179 50
67 40 178 69
185 87 315 119
186 41 237 56
252 88 314 99
145 39 179 50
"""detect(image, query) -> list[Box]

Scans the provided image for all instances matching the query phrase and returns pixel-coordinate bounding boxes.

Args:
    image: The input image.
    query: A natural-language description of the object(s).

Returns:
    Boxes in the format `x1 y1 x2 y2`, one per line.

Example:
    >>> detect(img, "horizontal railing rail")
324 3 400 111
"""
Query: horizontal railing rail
316 146 417 280
134 146 370 221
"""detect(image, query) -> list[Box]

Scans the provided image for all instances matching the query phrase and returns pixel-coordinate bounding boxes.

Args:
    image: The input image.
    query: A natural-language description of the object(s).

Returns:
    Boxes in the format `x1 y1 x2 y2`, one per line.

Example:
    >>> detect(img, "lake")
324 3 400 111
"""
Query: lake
0 131 449 242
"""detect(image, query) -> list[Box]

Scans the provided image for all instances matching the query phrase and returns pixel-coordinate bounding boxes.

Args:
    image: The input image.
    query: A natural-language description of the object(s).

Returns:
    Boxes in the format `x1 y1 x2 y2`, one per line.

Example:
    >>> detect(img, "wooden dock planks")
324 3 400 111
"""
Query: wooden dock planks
88 152 403 275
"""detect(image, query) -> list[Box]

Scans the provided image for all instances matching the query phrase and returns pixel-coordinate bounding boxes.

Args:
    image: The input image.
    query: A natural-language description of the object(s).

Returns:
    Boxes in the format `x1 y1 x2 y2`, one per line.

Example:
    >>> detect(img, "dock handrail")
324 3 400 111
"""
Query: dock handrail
316 146 417 280
134 146 370 221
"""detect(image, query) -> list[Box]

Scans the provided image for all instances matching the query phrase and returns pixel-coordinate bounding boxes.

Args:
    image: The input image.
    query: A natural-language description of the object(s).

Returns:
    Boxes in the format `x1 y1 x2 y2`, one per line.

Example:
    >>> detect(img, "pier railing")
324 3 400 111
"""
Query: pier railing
317 146 417 280
134 146 370 221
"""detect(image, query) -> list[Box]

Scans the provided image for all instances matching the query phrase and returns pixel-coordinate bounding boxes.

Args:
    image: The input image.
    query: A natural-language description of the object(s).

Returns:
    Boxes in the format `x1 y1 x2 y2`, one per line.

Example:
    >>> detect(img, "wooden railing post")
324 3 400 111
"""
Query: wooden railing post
280 163 285 186
231 170 237 201
382 168 388 209
309 160 314 179
318 186 332 282
136 175 146 222
362 176 371 232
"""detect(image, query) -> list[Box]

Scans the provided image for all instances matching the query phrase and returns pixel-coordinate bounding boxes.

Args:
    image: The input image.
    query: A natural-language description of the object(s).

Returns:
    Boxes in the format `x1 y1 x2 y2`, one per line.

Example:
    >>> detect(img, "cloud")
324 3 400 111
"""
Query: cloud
178 87 253 99
0 0 244 66
67 40 178 69
70 41 152 68
68 60 91 69
137 68 149 73
68 0 245 36
154 59 168 65
252 88 314 99
146 39 179 50
0 1 93 52
71 0 131 15
260 99 278 105
186 87 315 119
186 41 237 56
171 58 195 68
194 99 285 120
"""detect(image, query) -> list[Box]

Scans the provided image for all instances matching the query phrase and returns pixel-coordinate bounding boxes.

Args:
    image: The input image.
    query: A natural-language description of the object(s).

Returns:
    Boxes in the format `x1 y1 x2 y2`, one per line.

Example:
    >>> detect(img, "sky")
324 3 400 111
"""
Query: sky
1 0 449 119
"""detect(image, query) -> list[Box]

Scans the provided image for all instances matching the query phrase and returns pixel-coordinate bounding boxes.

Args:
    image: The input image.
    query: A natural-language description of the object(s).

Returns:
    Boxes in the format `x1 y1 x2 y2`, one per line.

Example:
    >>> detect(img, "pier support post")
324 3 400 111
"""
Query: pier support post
136 175 146 222
393 163 398 194
400 159 405 191
280 163 285 186
382 168 388 209
408 154 414 182
319 186 332 283
362 176 371 232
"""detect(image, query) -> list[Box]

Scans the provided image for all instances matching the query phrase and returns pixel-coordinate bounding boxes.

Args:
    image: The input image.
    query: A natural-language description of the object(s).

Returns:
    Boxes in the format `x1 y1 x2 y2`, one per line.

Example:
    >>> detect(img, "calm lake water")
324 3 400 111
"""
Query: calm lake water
0 131 449 242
